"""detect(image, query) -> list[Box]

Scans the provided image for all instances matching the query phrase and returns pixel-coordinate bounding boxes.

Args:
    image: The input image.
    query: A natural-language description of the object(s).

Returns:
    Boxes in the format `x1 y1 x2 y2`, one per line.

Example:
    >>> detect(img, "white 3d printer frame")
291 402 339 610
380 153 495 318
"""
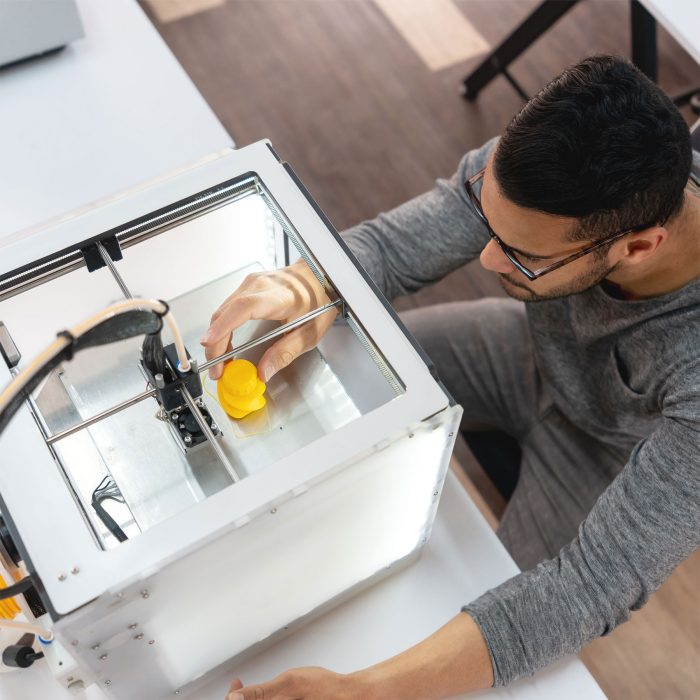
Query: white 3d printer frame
0 141 461 699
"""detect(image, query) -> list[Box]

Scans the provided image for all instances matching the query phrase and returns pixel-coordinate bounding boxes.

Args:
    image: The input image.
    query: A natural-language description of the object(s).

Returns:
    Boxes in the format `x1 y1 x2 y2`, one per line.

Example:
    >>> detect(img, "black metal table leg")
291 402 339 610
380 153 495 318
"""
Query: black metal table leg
631 0 657 81
461 0 580 101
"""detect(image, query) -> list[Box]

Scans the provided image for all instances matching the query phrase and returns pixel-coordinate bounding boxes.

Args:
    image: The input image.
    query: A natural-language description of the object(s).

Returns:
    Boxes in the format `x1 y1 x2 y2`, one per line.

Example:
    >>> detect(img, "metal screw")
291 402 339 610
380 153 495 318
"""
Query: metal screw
91 644 100 651
448 432 454 437
148 640 155 645
71 566 80 575
141 589 150 599
104 680 111 686
99 654 108 661
134 633 144 641
57 573 67 581
184 434 192 446
175 691 181 696
270 507 277 514
211 423 218 431
128 623 138 630
433 491 439 497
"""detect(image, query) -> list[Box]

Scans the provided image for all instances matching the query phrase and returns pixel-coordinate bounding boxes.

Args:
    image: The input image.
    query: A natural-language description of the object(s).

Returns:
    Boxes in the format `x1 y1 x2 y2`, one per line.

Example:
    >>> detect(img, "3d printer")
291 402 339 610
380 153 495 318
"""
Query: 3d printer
0 142 461 698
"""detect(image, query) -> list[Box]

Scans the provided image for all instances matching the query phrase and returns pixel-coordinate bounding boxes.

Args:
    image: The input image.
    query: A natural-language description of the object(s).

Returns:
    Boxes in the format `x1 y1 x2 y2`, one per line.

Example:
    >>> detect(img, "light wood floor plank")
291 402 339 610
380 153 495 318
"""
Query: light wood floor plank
145 0 224 23
374 0 489 71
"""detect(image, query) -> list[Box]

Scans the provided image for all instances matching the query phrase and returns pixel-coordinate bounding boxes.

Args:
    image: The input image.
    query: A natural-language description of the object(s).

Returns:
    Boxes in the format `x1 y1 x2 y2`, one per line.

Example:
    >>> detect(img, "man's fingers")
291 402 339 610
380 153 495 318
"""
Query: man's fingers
205 336 233 381
202 291 289 349
201 297 255 347
201 293 290 379
227 678 289 700
257 311 336 382
201 296 258 380
225 677 243 699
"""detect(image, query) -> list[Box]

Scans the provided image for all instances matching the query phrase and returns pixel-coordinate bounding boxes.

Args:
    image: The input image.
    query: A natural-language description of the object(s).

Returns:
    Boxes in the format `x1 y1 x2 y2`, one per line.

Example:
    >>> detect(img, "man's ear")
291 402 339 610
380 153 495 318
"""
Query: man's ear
616 226 667 265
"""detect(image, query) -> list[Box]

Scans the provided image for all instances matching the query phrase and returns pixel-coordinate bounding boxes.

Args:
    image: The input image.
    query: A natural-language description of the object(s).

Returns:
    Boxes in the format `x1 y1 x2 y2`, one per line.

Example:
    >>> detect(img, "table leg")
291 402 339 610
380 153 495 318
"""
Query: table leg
631 0 657 82
461 0 580 101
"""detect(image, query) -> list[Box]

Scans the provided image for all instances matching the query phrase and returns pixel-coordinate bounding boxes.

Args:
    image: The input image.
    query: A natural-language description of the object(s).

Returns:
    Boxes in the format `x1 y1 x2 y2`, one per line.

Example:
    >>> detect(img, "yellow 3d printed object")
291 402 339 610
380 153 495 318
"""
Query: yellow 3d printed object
217 359 267 419
0 574 20 620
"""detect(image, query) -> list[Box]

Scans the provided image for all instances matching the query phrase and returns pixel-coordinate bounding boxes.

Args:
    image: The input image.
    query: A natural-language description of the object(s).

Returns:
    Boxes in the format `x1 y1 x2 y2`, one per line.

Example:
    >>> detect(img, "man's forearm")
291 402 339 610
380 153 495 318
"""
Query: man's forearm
354 613 493 700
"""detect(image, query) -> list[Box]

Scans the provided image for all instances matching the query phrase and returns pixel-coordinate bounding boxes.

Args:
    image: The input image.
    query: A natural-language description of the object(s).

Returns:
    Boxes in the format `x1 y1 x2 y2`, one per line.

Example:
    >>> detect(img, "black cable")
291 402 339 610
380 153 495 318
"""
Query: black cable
140 301 170 378
91 502 128 543
141 332 167 377
0 307 166 437
0 576 34 601
77 309 163 351
91 476 128 543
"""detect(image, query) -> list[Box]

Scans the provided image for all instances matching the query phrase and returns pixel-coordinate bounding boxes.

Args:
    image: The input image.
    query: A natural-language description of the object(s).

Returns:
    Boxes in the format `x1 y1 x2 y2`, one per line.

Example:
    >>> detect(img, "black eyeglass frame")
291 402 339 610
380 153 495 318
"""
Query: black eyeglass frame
465 168 659 281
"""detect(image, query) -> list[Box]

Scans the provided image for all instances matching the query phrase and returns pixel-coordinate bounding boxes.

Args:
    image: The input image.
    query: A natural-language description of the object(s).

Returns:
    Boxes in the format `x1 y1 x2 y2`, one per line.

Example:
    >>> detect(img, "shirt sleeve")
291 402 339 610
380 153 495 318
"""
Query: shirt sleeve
341 137 497 301
462 369 700 686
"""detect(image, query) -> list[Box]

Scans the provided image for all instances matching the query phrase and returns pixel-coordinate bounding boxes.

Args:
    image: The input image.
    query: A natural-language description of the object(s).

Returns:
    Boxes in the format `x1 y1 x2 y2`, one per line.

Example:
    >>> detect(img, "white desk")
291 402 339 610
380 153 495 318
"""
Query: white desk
640 0 700 65
0 0 231 241
0 1 604 698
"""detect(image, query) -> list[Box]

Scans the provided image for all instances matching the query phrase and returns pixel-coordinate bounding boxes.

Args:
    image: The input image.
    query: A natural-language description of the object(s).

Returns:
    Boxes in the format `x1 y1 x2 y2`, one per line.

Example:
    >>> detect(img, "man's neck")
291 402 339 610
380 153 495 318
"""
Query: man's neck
604 190 700 300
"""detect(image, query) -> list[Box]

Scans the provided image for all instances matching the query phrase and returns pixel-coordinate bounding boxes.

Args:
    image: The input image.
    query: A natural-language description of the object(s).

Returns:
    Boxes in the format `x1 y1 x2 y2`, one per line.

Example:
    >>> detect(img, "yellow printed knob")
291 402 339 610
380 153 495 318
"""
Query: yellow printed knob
217 359 266 419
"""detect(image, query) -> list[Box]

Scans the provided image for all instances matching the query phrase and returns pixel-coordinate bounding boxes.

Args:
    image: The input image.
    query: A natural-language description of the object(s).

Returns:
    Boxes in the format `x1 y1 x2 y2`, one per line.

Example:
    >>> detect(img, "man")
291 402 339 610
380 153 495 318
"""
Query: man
200 55 700 699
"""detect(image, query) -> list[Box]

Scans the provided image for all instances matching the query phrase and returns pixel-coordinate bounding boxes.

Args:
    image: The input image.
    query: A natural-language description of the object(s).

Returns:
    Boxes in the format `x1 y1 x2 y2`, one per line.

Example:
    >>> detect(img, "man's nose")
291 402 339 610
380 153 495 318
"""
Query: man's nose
479 239 517 274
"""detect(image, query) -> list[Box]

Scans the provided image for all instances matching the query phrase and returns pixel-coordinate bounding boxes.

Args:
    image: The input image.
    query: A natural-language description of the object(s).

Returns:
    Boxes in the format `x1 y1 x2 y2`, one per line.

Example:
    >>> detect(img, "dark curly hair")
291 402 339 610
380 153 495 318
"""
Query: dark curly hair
494 55 692 243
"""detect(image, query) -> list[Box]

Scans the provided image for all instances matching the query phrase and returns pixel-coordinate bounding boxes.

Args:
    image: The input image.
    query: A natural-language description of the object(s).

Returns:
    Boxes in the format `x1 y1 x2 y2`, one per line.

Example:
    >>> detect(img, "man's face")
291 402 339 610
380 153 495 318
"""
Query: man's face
478 163 618 301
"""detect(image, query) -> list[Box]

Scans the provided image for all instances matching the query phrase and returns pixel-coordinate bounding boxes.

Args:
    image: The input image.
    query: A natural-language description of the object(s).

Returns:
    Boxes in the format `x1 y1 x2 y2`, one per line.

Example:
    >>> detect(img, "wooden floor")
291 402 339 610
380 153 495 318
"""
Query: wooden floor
141 1 700 697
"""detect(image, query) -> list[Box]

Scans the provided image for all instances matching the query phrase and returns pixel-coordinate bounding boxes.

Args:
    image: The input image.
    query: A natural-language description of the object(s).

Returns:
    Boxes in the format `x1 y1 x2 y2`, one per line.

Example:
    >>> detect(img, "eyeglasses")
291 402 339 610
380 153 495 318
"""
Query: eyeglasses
465 168 657 281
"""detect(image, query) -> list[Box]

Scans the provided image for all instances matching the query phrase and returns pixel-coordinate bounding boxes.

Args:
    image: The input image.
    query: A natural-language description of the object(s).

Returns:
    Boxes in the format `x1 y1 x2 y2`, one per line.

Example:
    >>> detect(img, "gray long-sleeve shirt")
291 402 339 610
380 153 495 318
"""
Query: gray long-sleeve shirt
343 137 700 686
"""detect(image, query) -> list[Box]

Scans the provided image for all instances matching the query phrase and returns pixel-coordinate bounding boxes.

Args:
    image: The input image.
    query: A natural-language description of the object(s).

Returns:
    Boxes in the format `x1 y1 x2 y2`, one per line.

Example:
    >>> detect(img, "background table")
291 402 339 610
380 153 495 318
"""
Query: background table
639 0 700 64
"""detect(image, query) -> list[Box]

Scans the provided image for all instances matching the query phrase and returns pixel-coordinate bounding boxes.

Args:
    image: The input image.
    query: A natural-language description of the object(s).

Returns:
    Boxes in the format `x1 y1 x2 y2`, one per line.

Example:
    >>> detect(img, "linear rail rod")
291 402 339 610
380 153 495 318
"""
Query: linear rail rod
44 300 341 445
198 299 341 372
180 386 241 482
46 388 158 445
97 241 133 299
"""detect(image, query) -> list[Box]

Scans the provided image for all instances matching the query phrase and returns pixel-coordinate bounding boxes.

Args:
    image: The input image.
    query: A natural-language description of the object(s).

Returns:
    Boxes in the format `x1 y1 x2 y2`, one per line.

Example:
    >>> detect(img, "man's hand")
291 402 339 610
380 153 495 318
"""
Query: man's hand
225 614 493 700
225 667 366 700
200 260 337 382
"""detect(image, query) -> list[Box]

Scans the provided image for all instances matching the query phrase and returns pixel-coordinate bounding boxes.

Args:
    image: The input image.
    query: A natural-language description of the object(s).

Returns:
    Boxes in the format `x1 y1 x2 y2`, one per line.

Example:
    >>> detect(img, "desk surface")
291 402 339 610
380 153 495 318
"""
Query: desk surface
0 1 603 698
0 0 231 240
